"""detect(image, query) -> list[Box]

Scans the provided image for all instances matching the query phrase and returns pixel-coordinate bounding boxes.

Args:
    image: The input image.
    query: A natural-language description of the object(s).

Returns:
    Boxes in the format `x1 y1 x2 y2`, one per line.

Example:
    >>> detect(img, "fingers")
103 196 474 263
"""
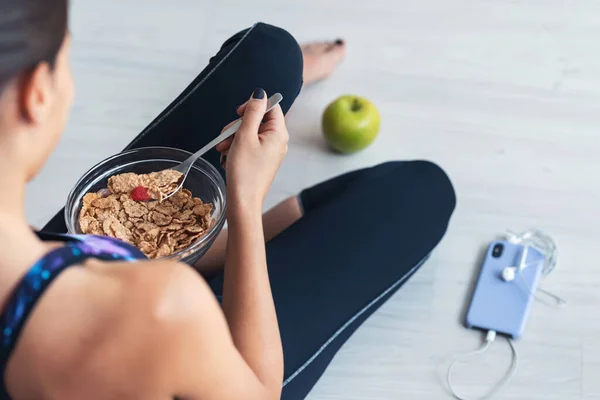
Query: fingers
215 119 238 152
236 102 246 117
235 88 267 143
237 99 285 129
215 136 234 152
236 96 283 119
260 106 289 153
221 119 239 133
262 103 285 128
261 104 287 145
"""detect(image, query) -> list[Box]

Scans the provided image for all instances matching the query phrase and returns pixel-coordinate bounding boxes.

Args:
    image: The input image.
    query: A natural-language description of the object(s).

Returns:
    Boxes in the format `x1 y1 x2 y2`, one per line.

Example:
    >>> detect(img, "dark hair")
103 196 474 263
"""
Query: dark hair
0 0 68 90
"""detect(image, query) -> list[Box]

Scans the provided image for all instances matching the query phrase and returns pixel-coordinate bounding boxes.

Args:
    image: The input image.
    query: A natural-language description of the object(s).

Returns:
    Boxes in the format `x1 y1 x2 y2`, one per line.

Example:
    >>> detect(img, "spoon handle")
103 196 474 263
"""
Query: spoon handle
173 93 283 174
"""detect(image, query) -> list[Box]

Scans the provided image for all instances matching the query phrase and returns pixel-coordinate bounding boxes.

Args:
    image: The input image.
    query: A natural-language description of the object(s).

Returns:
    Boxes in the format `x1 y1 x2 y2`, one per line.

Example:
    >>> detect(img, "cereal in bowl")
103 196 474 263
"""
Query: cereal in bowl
79 171 214 259
107 170 183 202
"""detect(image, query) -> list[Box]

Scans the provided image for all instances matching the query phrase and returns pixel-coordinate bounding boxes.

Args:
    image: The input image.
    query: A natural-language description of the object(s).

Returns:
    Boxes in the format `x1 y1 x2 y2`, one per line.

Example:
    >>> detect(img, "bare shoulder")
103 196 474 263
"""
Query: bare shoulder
78 258 224 343
50 258 220 329
114 259 224 330
6 260 224 398
92 258 219 313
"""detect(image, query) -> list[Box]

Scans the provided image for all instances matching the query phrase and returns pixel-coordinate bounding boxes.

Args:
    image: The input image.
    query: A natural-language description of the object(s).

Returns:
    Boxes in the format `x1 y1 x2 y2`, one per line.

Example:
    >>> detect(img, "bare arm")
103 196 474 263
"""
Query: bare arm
221 203 283 395
215 91 289 397
164 90 288 398
157 264 279 400
178 89 288 399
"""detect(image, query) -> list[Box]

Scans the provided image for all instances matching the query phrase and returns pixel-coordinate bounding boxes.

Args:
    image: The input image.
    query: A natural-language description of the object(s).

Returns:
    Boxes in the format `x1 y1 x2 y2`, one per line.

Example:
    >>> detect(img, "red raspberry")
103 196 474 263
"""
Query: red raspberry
131 186 151 202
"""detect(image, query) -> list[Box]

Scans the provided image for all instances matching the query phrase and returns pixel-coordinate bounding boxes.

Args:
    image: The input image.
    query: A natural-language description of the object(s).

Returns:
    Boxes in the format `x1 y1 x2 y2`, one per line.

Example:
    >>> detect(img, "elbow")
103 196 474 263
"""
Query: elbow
255 378 283 400
263 388 282 400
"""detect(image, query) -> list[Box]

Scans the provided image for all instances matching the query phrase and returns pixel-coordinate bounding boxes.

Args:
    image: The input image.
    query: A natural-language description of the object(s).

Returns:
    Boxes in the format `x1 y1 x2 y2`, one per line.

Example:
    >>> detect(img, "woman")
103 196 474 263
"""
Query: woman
0 0 456 399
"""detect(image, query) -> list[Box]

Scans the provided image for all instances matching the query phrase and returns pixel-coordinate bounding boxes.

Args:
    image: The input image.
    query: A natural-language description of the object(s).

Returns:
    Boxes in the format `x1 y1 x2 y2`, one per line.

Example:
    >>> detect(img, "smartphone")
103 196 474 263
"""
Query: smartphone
465 240 544 339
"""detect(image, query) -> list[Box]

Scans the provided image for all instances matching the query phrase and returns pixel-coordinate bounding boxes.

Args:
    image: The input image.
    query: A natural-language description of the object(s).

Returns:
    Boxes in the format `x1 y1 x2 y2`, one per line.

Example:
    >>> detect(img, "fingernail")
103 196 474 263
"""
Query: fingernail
252 88 265 99
335 39 344 46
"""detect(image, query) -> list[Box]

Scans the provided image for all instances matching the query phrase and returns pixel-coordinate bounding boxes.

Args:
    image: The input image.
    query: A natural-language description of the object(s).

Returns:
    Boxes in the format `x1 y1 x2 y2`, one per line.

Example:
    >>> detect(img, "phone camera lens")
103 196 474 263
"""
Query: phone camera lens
492 243 504 258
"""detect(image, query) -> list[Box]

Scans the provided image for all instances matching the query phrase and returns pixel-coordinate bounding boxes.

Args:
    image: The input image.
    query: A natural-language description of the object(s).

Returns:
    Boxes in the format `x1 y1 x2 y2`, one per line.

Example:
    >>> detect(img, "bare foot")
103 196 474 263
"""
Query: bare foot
302 39 346 84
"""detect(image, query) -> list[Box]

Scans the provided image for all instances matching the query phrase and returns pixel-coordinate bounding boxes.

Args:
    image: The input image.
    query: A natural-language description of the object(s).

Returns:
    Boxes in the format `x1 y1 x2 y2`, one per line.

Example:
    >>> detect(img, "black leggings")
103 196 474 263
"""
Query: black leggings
43 23 456 400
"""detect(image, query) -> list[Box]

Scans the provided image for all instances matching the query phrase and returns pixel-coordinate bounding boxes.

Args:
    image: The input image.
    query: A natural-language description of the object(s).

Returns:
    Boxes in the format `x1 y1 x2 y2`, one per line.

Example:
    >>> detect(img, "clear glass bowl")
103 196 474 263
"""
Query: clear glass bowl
65 147 226 265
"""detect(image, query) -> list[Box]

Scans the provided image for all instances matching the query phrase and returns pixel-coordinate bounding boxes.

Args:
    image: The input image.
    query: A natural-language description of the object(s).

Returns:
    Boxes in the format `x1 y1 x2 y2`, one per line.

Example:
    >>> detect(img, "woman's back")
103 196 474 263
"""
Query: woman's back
0 234 224 399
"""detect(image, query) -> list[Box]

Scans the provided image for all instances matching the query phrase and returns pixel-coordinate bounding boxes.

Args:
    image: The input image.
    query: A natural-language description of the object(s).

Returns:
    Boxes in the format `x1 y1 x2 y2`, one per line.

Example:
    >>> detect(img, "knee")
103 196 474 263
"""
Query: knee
254 22 302 57
373 160 456 218
252 23 303 101
220 23 303 114
253 23 302 58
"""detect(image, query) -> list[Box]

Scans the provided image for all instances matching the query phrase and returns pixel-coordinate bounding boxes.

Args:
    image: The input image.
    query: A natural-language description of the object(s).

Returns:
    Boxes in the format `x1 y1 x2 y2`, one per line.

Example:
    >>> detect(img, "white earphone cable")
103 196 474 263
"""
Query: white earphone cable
506 230 566 306
447 330 518 400
516 269 566 307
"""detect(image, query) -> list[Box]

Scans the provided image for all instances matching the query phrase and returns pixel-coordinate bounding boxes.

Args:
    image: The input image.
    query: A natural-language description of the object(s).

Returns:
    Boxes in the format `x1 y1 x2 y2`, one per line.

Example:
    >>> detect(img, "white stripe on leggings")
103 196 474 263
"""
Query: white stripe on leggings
282 254 430 387
129 23 258 146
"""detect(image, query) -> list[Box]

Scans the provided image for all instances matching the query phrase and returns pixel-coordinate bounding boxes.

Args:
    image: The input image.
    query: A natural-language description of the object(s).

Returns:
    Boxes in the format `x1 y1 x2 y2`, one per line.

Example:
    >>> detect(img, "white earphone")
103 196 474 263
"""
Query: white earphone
502 266 517 282
502 231 566 306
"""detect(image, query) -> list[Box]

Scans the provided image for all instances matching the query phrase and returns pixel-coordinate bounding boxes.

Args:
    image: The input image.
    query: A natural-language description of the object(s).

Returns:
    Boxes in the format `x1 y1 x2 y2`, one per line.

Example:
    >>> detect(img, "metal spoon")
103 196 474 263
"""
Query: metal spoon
154 93 283 201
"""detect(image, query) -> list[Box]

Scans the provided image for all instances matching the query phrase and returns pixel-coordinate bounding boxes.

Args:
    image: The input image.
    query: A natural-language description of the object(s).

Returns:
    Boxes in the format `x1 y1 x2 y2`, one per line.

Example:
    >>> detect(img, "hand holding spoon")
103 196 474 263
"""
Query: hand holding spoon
149 93 283 202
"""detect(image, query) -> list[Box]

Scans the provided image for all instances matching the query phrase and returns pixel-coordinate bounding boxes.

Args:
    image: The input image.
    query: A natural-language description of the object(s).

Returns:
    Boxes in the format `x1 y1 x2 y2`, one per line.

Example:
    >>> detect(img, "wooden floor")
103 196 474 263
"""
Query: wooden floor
26 0 600 398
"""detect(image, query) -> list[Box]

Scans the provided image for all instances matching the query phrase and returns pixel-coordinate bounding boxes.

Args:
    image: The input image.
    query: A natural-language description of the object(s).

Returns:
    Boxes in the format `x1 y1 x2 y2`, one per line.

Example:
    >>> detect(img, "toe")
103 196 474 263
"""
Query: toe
302 42 331 54
325 39 345 52
304 40 345 54
302 39 346 84
321 41 346 70
327 40 346 59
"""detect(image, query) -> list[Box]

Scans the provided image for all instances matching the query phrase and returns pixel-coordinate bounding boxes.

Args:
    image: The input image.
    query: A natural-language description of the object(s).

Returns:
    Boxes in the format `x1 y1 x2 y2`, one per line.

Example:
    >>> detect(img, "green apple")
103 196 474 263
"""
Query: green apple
322 95 380 154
